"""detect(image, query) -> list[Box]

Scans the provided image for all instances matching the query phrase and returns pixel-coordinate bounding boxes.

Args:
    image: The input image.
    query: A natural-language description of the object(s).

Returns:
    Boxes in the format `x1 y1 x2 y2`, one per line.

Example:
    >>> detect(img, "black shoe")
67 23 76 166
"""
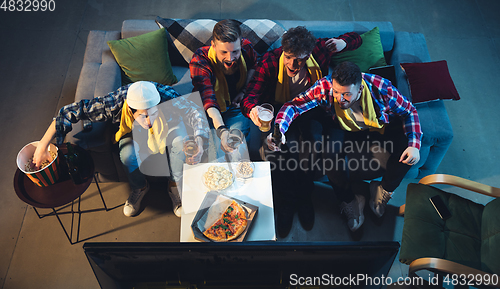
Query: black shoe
276 207 294 238
297 201 315 231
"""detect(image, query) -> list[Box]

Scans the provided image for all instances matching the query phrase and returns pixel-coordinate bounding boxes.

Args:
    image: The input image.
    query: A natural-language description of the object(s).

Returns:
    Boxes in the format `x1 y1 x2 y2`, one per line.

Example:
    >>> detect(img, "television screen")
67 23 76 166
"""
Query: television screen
84 241 399 289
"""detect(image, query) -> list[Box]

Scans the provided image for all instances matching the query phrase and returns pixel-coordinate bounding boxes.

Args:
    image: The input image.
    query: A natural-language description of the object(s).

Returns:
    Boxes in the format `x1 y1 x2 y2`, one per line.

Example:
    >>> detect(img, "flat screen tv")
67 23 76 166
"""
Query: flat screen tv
84 241 399 289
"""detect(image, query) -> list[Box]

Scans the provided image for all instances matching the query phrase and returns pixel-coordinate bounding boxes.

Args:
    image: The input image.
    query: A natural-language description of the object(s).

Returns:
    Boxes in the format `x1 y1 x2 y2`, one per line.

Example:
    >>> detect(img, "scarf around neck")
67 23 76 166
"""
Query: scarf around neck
208 45 247 112
114 99 169 155
275 52 322 104
334 79 385 133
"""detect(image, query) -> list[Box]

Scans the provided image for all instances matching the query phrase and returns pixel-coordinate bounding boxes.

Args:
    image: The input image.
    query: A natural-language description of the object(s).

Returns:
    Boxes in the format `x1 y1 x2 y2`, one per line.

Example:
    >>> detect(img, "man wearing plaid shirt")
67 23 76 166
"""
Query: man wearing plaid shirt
33 81 210 218
241 26 362 237
273 61 422 232
190 19 257 155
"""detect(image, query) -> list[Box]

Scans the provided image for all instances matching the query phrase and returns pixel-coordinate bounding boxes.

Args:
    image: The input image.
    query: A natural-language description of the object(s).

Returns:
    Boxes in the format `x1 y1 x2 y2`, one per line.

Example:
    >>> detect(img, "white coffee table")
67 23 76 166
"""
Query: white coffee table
180 161 276 242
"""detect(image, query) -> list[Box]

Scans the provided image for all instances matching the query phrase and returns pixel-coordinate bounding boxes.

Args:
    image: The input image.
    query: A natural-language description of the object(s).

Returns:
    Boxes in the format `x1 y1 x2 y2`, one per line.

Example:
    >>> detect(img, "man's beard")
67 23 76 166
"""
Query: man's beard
217 58 240 75
339 103 350 109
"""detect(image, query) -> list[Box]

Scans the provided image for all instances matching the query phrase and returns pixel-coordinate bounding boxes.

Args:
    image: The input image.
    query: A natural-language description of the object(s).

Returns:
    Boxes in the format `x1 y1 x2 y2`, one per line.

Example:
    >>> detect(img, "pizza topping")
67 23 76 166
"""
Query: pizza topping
203 201 248 241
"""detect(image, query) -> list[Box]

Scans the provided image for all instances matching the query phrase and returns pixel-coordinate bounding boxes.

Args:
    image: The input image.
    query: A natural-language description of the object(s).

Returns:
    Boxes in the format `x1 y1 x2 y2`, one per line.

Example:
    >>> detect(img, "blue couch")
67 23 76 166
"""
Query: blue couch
66 19 453 182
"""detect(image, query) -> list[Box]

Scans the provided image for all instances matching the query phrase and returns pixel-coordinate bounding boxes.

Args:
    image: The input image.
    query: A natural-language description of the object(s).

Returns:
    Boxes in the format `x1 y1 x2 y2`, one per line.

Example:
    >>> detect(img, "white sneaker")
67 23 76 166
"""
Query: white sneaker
168 181 182 217
340 194 365 232
123 182 150 217
369 181 393 218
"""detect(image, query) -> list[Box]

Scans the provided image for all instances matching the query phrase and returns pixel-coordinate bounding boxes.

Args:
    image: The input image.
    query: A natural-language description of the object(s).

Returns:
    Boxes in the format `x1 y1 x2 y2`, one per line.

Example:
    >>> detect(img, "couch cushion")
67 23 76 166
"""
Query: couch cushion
401 60 460 104
331 26 387 73
156 18 286 63
107 28 177 85
238 19 285 55
121 19 187 68
481 198 500 274
400 183 483 271
156 18 217 65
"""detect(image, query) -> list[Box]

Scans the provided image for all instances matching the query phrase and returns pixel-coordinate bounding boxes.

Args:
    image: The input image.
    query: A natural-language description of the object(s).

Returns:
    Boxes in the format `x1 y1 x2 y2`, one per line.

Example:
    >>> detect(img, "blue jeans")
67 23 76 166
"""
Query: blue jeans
222 106 251 138
118 122 187 191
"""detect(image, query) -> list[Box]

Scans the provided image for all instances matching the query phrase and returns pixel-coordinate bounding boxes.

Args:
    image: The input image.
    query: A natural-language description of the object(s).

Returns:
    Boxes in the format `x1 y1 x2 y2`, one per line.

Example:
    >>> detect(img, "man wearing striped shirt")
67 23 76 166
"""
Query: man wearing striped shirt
273 61 422 232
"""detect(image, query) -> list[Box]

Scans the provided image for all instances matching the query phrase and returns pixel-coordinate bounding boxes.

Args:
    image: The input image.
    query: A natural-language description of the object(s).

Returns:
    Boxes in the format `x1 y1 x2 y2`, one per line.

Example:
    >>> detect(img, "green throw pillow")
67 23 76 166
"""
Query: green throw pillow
331 26 387 72
107 28 177 85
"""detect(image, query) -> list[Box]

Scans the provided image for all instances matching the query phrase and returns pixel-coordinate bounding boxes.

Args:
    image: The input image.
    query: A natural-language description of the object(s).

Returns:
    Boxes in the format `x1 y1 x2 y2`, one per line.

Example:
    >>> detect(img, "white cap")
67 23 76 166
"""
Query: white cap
126 81 161 110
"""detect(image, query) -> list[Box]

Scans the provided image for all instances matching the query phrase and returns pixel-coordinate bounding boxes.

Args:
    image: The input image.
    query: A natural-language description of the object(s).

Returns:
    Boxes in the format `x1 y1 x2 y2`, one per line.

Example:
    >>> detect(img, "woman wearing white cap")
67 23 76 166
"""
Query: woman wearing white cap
33 81 210 217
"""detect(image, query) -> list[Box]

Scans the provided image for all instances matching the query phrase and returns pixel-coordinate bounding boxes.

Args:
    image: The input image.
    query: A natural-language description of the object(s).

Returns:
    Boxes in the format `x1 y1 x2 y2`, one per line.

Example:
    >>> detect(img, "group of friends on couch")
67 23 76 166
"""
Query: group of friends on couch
32 19 422 238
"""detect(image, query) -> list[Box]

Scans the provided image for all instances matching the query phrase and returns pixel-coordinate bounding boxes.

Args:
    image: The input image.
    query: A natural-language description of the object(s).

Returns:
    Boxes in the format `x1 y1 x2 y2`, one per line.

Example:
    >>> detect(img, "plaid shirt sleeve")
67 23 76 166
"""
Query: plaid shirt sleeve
364 73 423 149
242 48 281 117
313 32 363 73
190 39 257 113
275 77 332 134
55 84 130 145
190 46 218 112
157 83 210 140
55 83 211 145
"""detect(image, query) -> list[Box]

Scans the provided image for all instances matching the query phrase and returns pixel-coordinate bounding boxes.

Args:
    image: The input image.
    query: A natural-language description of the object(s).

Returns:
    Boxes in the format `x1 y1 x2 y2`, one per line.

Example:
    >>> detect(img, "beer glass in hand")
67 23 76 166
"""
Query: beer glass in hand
222 128 244 162
258 103 274 132
183 135 200 165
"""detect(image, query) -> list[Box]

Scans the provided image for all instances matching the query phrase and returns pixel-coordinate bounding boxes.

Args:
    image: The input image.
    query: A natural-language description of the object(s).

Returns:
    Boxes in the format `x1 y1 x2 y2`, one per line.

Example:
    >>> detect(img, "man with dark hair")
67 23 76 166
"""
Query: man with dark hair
241 26 362 237
242 26 361 120
274 61 422 232
190 19 257 153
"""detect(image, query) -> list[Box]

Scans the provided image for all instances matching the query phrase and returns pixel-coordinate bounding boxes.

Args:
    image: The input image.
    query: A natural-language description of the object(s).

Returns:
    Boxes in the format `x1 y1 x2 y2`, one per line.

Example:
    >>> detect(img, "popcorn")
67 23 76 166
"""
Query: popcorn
203 165 233 191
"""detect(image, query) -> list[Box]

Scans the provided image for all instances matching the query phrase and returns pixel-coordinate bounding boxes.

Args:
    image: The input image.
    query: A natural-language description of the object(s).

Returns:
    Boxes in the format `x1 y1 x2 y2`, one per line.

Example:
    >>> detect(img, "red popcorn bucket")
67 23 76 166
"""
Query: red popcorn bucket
17 142 60 187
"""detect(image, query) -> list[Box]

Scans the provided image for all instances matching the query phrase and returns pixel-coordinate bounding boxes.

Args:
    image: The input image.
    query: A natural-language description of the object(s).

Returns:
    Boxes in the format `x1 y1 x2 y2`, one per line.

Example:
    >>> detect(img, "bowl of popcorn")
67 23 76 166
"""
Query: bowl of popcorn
202 165 235 191
16 141 60 187
235 160 255 179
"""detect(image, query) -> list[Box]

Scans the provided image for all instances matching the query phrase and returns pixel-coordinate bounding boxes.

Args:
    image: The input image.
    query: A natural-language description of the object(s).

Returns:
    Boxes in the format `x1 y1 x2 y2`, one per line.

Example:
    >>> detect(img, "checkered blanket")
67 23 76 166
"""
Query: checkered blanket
155 17 285 65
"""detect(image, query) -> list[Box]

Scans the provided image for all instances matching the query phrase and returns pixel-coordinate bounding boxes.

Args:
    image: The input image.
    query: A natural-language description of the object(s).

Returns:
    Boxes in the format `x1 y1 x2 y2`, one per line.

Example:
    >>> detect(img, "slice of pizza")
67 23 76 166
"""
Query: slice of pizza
203 200 247 242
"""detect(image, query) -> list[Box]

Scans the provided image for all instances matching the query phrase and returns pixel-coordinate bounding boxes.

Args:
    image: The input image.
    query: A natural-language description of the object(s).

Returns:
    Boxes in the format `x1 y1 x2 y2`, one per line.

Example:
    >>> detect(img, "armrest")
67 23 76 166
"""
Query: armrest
419 174 500 198
410 258 498 288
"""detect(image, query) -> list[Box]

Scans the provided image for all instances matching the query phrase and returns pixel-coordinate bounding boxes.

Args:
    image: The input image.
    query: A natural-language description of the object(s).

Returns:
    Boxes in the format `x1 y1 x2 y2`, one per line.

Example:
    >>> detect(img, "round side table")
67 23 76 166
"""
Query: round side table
13 144 106 244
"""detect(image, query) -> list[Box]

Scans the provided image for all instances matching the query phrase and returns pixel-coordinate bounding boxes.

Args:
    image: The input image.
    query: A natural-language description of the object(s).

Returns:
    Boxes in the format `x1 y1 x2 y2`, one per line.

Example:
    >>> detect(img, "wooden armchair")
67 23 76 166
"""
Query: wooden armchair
399 174 500 288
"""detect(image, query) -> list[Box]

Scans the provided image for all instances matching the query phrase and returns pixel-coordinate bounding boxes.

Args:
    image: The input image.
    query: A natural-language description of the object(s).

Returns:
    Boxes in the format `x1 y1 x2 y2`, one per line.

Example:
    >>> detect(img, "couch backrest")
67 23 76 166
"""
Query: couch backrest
277 20 394 52
121 19 395 60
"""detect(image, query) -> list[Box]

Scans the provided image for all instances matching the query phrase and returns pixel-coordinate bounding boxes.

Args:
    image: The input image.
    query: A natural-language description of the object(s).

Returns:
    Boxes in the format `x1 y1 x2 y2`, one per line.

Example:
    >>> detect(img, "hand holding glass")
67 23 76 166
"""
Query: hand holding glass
221 128 243 153
257 103 274 132
183 135 200 165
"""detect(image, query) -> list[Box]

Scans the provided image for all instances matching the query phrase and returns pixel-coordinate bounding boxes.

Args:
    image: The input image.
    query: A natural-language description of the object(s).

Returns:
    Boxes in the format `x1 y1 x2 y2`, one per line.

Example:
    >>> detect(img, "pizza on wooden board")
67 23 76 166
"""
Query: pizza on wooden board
203 200 247 241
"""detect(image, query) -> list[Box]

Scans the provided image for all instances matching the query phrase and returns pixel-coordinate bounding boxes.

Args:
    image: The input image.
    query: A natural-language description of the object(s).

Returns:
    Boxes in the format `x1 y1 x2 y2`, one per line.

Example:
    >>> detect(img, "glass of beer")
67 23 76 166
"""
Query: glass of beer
182 135 200 165
258 103 274 132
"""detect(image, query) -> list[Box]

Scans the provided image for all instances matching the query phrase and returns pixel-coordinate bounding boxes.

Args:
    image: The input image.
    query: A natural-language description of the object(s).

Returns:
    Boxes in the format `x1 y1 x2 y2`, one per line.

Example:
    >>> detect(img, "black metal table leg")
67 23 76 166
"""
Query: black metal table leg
52 207 74 245
94 173 108 211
